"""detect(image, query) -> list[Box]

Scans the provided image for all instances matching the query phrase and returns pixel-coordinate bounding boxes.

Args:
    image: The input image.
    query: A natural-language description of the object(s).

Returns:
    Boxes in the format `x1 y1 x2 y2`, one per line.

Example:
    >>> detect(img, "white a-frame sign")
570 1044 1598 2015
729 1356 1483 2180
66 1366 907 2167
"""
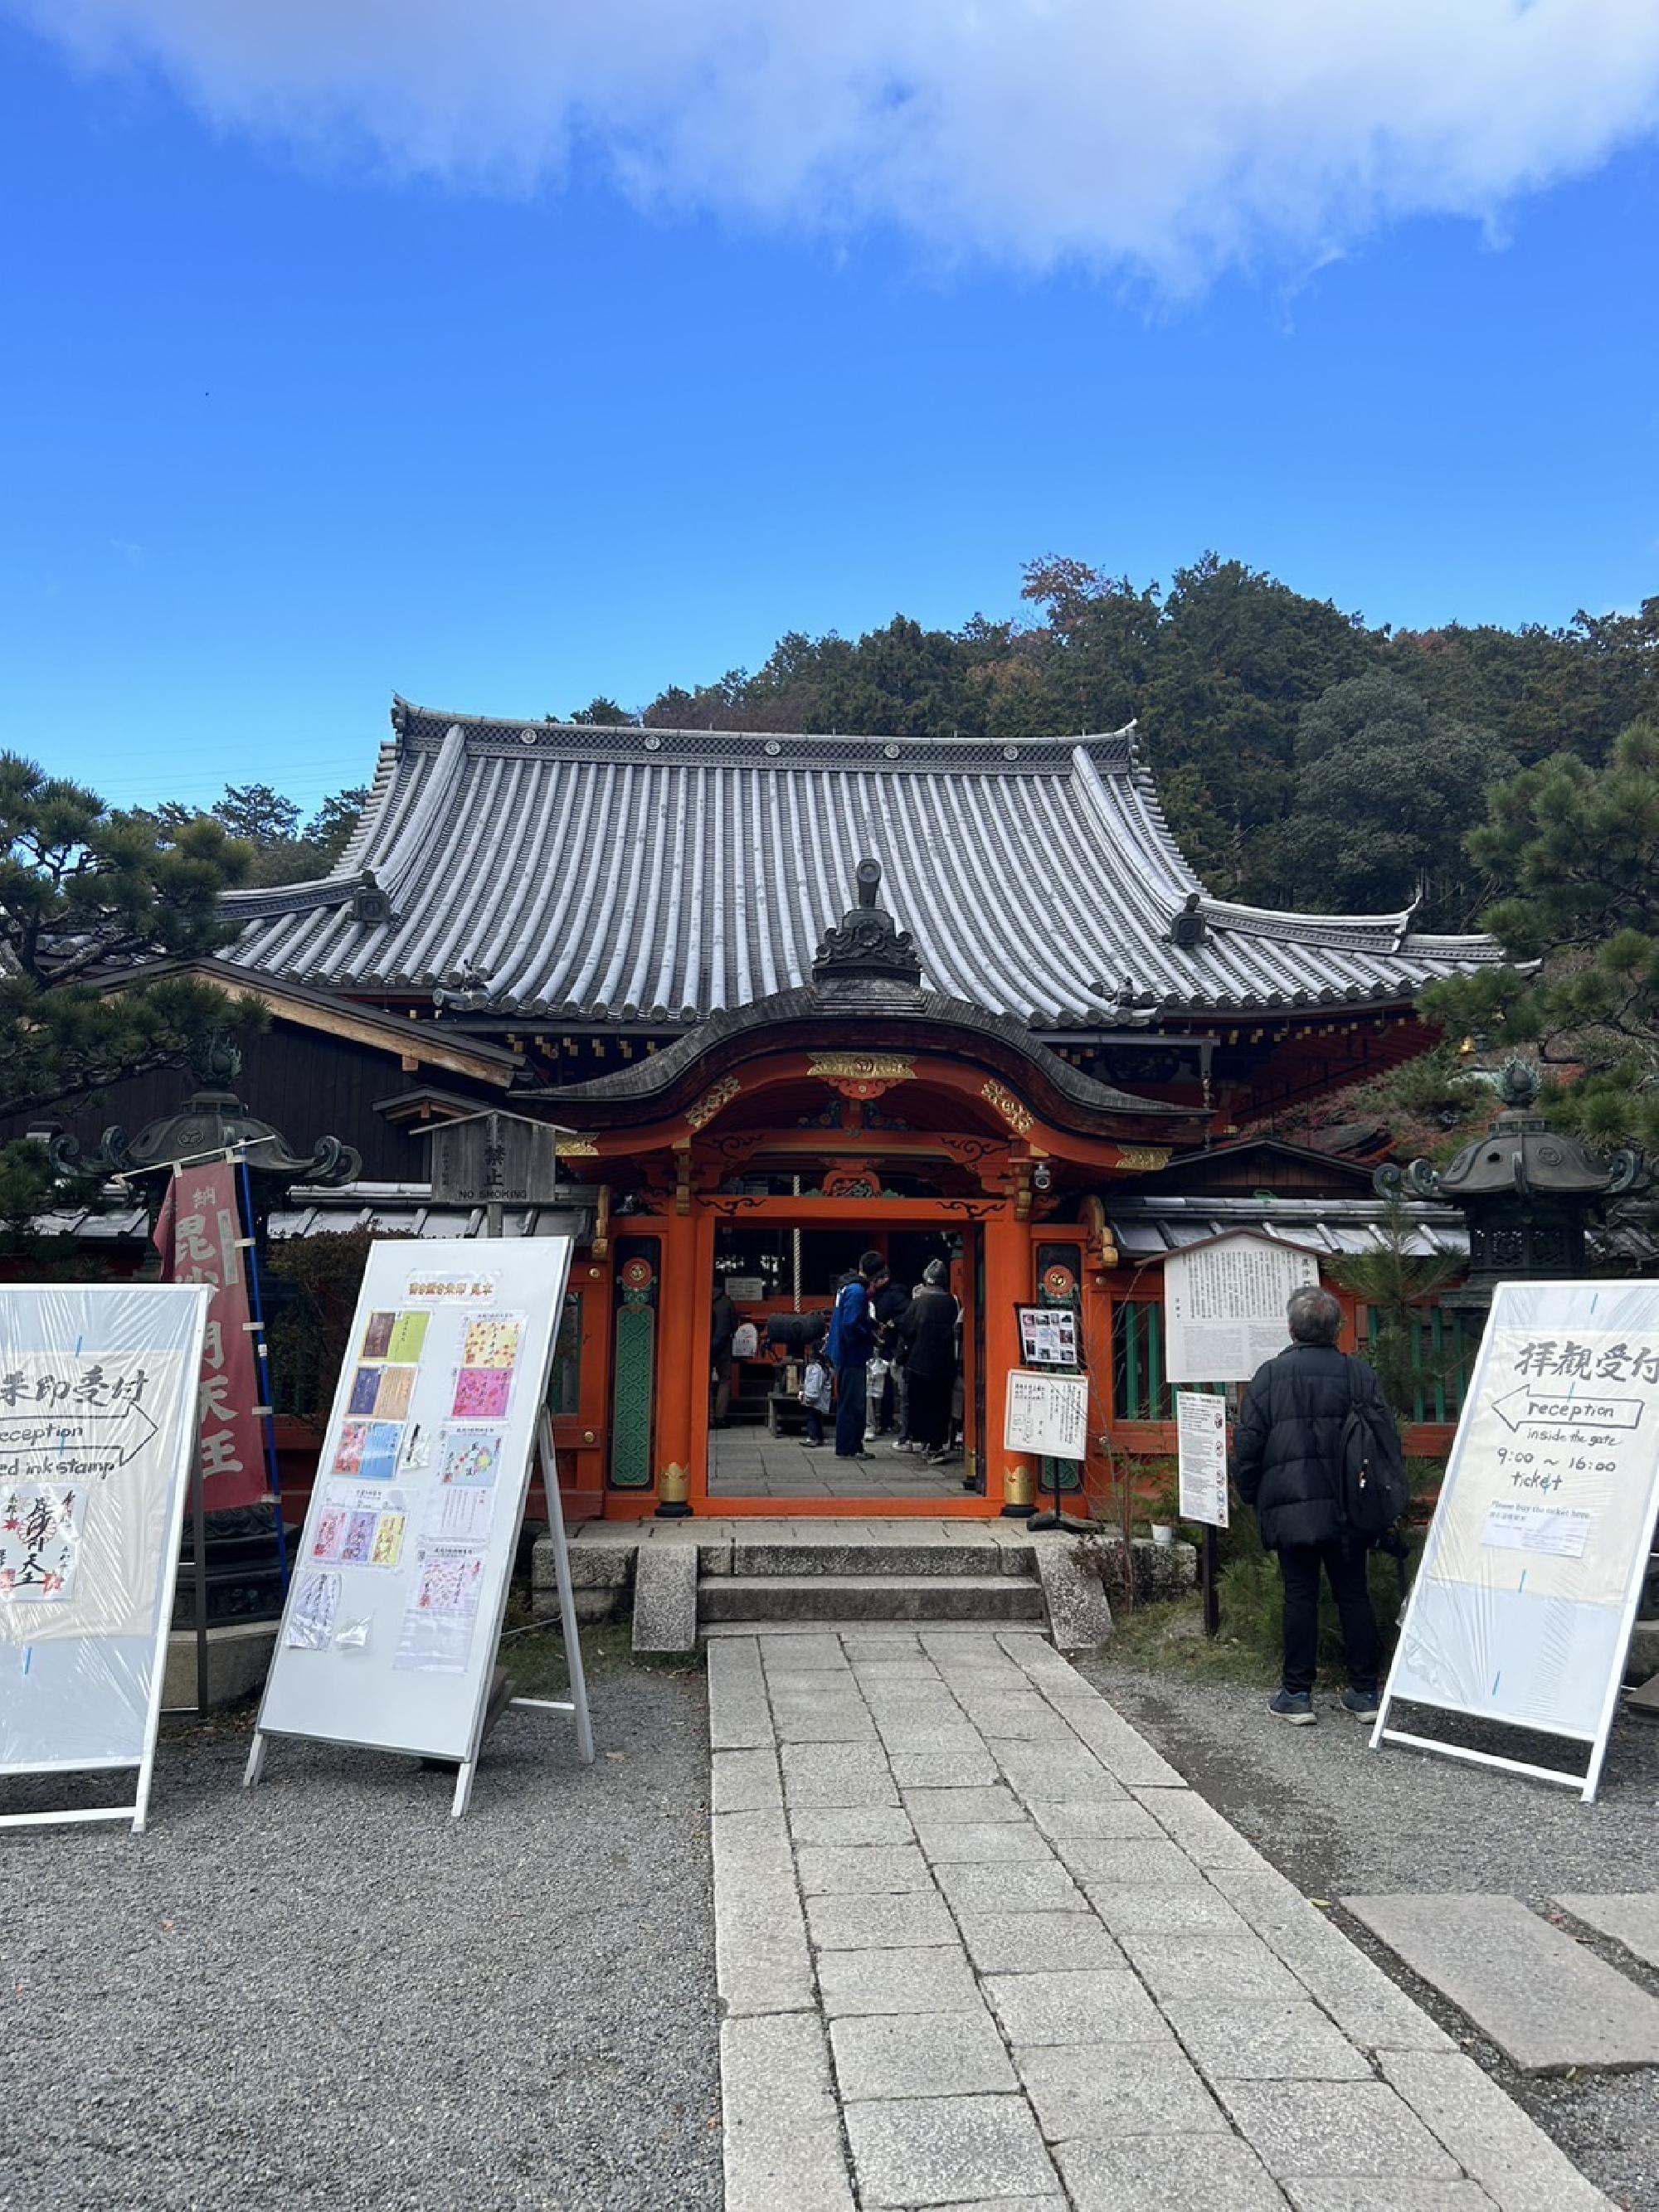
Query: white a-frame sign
248 1238 592 1816
0 1283 211 1835
1374 1279 1659 1801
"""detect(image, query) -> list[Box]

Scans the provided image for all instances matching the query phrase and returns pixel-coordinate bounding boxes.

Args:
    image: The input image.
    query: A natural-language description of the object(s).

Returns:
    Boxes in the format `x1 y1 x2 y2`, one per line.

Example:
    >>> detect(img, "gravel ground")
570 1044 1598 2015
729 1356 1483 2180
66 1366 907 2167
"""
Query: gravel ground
0 1670 720 2212
1083 1647 1659 2211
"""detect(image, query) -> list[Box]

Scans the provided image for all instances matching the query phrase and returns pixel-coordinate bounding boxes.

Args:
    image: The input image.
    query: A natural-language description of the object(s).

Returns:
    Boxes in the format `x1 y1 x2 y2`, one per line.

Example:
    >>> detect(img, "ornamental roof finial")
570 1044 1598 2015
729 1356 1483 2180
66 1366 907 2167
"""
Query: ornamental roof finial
812 855 924 991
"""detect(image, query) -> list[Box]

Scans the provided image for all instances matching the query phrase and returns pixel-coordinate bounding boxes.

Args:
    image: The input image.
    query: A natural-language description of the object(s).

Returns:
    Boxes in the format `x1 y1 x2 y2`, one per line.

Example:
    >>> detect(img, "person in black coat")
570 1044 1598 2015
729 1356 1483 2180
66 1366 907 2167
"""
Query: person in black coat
895 1260 959 1461
1231 1283 1395 1726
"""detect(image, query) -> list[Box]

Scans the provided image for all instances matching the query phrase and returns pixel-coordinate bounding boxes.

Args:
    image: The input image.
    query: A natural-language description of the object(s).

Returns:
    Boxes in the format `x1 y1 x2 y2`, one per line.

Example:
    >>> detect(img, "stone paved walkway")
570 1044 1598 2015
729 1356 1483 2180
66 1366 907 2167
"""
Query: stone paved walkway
711 1626 1612 2212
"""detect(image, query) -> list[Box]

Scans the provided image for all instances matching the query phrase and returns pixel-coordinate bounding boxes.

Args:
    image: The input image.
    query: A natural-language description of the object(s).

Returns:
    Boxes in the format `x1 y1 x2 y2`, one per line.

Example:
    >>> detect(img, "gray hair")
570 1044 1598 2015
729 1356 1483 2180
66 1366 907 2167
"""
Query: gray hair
1287 1285 1343 1347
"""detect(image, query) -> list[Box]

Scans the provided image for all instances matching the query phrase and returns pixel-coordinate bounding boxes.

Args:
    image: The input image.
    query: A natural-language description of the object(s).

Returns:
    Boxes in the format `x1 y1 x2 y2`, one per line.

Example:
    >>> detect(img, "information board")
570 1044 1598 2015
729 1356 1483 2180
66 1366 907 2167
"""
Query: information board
1015 1306 1078 1369
1163 1232 1320 1383
251 1238 575 1803
1176 1392 1229 1528
1005 1369 1087 1460
0 1283 211 1833
1374 1280 1659 1801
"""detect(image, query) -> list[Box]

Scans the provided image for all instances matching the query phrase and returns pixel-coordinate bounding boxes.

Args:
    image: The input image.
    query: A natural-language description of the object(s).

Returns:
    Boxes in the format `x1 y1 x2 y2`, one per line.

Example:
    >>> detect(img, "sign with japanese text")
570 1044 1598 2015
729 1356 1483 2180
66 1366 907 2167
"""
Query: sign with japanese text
1004 1369 1087 1460
1176 1391 1229 1528
1164 1232 1321 1384
0 1283 211 1830
255 1237 572 1775
1378 1281 1659 1800
153 1163 265 1510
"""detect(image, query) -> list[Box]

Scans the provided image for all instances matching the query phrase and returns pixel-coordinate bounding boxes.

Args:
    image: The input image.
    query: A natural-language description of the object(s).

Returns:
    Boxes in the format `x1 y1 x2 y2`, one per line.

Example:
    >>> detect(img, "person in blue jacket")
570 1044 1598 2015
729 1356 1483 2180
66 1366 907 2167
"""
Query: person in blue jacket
829 1251 887 1460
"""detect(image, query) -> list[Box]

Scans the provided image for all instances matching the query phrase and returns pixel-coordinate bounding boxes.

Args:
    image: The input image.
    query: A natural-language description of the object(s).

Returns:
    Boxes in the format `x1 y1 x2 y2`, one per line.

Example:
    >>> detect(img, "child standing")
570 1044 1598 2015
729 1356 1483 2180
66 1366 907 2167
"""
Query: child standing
800 1355 833 1447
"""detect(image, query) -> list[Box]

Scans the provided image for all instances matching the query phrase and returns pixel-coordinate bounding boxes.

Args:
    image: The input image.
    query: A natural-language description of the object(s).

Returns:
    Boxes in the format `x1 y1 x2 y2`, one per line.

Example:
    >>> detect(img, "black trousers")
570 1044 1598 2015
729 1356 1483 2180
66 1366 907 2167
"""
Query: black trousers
834 1362 868 1456
906 1371 952 1451
1279 1540 1379 1695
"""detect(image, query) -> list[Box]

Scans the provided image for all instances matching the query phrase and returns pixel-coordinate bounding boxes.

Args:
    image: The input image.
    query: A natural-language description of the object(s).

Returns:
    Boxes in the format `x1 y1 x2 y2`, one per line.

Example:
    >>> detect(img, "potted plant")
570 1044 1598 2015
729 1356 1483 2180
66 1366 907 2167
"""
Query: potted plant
1146 1465 1183 1548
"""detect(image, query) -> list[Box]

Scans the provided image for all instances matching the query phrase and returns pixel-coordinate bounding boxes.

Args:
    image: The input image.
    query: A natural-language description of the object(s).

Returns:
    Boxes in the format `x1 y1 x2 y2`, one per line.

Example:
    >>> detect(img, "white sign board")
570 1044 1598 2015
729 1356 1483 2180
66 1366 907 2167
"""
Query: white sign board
0 1283 211 1833
1004 1369 1087 1460
1164 1232 1321 1383
1375 1280 1659 1801
1017 1306 1078 1369
1176 1392 1229 1528
251 1238 573 1806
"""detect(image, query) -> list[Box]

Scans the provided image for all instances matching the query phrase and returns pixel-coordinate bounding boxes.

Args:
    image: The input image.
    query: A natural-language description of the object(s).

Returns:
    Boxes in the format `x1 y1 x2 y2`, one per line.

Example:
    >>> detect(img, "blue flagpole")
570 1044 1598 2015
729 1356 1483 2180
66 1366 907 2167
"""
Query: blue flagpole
238 1155 289 1592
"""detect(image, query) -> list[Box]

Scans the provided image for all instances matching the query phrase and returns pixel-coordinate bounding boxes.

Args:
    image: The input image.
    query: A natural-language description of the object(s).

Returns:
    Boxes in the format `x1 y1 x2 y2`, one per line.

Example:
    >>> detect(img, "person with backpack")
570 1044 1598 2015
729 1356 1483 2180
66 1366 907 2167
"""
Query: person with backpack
827 1251 887 1460
1231 1283 1405 1726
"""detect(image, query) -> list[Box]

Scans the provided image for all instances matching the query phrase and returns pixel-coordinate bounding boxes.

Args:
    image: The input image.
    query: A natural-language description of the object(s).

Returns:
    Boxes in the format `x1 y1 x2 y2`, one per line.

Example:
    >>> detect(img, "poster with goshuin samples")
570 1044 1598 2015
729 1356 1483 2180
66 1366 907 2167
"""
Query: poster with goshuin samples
0 1284 210 1816
255 1240 573 1767
1383 1281 1659 1757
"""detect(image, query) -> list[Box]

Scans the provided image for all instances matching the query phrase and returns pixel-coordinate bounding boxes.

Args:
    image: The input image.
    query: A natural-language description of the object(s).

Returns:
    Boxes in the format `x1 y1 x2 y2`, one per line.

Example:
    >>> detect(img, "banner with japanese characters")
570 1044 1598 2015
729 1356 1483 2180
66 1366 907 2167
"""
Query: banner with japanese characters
0 1284 210 1792
254 1238 572 1767
1385 1281 1659 1748
153 1163 267 1510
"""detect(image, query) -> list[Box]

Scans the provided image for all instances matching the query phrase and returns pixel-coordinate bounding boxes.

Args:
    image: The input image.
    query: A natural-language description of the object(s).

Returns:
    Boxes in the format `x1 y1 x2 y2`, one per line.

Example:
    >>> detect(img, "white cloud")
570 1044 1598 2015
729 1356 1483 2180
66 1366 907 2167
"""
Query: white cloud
22 1 1659 284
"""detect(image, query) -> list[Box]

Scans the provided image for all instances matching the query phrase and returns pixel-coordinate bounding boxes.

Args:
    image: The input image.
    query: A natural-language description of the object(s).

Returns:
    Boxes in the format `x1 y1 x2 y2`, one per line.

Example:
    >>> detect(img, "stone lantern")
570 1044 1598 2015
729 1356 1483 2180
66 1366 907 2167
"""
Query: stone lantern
1375 1059 1644 1320
52 1030 362 1636
54 1029 362 1247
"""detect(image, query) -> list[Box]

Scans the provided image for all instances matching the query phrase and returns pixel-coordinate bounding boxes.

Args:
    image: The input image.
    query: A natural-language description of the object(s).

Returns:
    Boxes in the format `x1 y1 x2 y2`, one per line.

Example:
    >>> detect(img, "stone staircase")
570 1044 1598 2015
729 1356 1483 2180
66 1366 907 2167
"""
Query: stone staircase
538 1517 1119 1650
699 1527 1047 1630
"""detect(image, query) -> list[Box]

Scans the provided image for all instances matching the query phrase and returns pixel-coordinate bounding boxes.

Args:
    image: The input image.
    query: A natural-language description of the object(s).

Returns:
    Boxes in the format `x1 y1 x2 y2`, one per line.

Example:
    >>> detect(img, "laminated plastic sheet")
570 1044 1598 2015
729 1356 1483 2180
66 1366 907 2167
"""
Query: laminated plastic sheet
0 1283 212 1831
250 1237 576 1811
1376 1279 1659 1801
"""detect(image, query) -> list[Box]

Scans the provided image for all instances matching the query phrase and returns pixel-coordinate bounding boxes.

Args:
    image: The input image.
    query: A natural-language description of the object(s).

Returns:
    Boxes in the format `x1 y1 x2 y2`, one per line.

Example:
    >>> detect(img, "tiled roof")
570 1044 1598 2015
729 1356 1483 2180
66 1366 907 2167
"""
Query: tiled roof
226 699 1505 1023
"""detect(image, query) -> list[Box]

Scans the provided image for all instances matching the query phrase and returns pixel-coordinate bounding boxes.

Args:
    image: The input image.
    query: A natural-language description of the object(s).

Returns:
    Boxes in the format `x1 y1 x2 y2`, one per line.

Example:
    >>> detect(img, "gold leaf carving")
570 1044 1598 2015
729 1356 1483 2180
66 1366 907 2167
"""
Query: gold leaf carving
980 1077 1034 1135
686 1075 742 1131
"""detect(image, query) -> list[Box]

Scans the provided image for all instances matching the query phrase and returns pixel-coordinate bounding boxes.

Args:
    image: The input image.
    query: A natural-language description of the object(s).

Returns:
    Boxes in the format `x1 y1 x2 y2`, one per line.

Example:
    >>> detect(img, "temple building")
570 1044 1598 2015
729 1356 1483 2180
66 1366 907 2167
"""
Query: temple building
32 700 1504 1520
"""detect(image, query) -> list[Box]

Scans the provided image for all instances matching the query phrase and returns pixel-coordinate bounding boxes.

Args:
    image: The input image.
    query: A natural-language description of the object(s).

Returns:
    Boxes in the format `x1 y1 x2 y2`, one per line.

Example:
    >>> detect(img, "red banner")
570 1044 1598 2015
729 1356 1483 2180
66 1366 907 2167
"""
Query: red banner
153 1163 269 1510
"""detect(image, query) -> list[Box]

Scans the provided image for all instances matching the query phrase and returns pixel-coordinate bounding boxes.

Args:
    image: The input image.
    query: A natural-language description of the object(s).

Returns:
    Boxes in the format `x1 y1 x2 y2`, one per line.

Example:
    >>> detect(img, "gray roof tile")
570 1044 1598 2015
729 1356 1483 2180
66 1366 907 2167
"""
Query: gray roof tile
226 702 1504 1021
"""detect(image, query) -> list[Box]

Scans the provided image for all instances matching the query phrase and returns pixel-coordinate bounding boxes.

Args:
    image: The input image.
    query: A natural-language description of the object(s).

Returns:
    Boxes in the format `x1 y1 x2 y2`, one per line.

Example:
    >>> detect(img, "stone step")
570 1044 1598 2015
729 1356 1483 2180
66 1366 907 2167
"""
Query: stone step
732 1539 1034 1579
698 1573 1048 1626
1627 1618 1659 1681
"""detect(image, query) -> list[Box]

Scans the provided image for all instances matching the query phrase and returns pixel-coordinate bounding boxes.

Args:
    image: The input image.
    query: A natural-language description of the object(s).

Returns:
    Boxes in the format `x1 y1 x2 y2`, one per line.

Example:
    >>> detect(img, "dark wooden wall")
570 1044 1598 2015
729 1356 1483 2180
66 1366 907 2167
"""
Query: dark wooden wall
2 1024 483 1183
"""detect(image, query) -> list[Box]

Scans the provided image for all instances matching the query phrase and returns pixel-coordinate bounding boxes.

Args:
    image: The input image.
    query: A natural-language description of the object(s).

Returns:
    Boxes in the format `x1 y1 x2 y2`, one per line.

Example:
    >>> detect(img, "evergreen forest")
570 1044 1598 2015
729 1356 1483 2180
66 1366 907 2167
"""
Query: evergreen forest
567 555 1659 934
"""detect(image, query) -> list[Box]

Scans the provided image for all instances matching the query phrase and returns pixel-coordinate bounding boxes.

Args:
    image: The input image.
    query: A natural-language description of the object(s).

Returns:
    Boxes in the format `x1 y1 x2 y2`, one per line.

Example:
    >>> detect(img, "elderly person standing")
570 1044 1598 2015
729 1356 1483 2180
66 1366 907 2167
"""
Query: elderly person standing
1231 1283 1396 1726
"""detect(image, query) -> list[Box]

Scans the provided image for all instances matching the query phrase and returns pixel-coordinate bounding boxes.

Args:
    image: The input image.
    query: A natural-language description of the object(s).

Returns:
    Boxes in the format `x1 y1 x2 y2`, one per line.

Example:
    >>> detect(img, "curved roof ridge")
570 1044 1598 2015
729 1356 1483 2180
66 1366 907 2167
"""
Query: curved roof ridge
371 722 469 906
217 736 402 917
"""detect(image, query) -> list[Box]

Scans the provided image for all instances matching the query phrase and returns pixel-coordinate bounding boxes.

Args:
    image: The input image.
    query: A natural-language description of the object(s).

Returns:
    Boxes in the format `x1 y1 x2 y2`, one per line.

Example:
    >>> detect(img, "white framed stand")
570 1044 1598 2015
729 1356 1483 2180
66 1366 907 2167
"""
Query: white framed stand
1369 1278 1659 1804
246 1407 594 1817
243 1238 592 1816
1 1283 212 1836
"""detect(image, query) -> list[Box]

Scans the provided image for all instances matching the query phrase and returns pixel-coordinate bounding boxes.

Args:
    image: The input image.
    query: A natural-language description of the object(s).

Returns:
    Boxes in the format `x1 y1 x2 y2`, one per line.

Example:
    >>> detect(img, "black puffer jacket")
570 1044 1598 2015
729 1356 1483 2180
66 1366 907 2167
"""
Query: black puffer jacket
1231 1343 1394 1549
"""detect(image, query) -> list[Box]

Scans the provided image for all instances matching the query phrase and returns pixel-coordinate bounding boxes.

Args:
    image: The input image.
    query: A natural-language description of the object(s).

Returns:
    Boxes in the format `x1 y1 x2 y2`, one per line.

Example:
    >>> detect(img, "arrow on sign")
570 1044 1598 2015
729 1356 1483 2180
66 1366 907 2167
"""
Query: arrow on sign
1492 1388 1645 1434
0 1400 159 1466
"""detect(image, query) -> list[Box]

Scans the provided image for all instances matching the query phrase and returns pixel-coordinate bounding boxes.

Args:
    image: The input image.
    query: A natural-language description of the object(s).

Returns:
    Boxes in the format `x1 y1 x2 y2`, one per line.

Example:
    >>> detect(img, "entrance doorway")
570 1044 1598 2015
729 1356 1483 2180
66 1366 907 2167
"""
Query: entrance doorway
707 1220 978 1501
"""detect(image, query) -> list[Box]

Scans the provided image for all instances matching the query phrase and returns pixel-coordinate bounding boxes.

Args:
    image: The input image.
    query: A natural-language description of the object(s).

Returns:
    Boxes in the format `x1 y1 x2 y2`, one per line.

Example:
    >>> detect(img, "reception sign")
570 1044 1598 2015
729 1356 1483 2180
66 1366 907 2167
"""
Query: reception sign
1374 1280 1659 1801
0 1283 211 1833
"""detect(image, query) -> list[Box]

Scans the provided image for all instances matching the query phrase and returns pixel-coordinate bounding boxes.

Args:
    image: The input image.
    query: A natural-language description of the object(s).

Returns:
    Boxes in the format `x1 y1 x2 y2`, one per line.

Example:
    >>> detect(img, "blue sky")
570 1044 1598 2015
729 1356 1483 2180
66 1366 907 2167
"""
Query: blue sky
2 6 1657 818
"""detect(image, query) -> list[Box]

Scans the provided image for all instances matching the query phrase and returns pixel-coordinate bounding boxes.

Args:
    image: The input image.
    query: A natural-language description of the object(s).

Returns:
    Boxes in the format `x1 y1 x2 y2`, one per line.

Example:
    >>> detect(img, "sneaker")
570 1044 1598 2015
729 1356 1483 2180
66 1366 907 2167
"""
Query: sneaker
1268 1690 1316 1726
1341 1688 1380 1721
889 1439 917 1455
